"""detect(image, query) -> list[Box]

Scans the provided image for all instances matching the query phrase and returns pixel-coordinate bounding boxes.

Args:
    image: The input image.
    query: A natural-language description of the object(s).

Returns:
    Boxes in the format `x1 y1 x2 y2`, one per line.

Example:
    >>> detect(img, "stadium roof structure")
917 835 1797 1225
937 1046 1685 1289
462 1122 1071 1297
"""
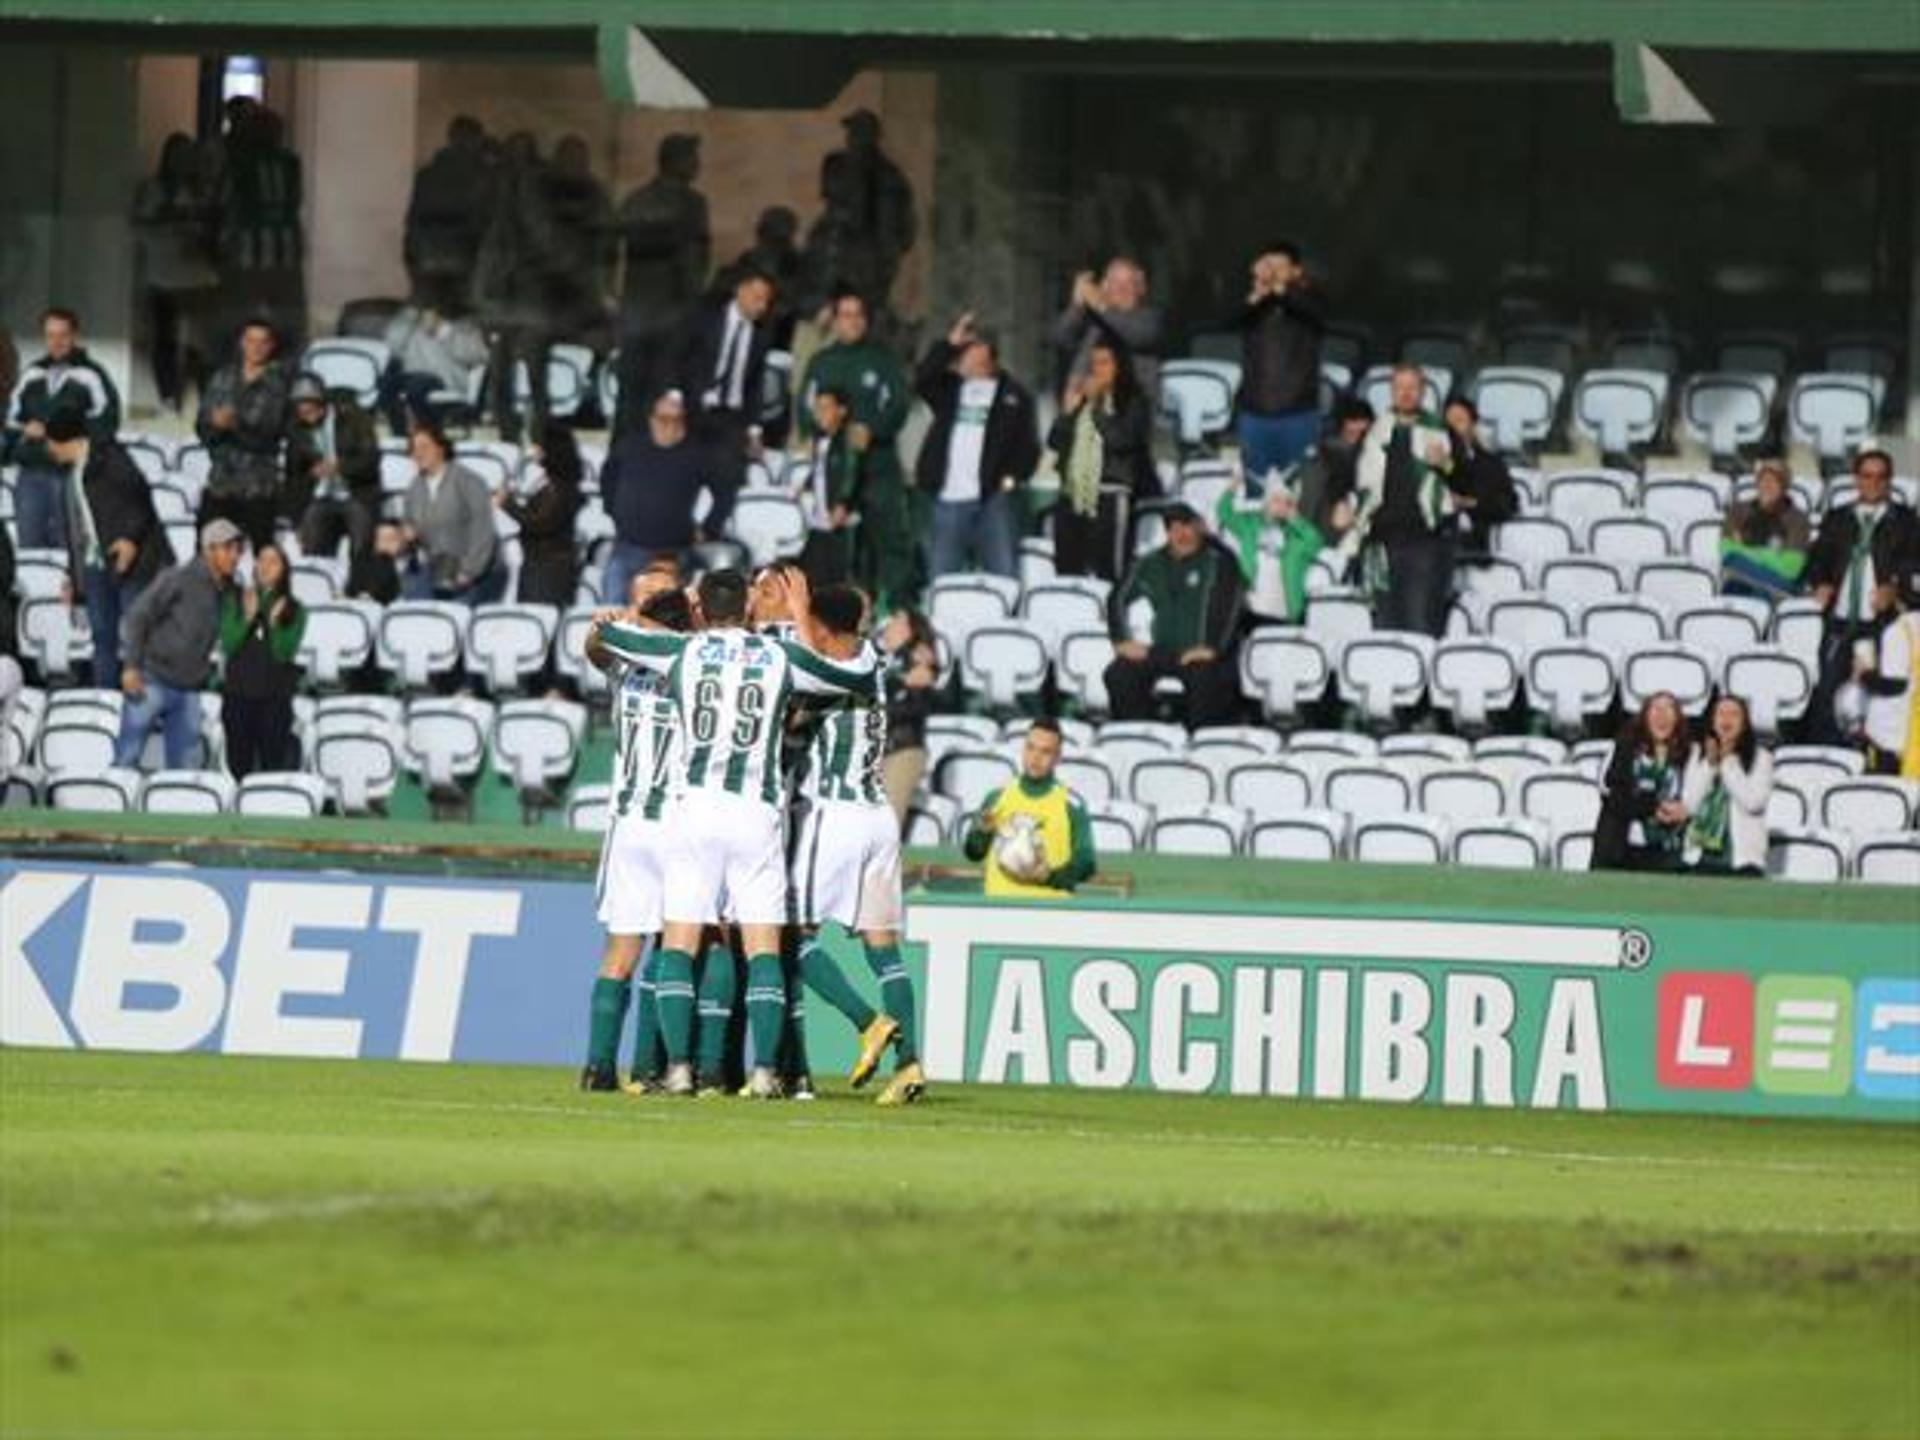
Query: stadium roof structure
5 0 1917 118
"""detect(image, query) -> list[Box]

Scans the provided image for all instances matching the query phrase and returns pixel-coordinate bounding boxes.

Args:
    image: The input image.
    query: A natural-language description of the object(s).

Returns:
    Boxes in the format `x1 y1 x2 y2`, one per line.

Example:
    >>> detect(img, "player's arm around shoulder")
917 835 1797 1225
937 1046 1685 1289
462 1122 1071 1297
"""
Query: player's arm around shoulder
592 613 686 670
780 635 878 696
1049 792 1097 891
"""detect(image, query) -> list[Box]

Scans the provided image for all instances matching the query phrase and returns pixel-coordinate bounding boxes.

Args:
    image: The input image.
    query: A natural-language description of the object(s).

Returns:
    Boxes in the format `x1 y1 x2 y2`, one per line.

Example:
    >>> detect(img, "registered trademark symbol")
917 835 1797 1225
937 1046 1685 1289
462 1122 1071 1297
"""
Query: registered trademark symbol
1619 929 1652 970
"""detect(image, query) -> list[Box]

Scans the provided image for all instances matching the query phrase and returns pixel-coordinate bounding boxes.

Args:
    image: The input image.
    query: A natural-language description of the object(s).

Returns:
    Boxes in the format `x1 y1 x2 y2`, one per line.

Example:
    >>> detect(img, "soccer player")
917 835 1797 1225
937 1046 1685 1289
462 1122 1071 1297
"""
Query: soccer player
591 567 877 1097
962 717 1097 898
786 583 923 1105
578 582 692 1091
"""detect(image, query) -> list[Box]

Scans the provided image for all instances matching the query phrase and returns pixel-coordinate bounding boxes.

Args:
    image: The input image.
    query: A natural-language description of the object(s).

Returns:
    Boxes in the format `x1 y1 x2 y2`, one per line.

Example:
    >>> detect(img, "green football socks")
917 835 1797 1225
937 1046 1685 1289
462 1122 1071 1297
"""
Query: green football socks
694 942 738 1080
744 953 786 1070
800 938 877 1032
630 949 664 1080
587 976 630 1070
866 943 918 1064
652 949 696 1064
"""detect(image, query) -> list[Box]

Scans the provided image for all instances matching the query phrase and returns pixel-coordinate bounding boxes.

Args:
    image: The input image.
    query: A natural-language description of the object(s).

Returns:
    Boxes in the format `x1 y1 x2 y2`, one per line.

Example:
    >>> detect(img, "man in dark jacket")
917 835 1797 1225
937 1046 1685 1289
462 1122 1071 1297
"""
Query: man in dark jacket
598 388 729 602
915 312 1040 580
45 413 173 686
614 133 711 432
671 268 775 504
1234 242 1327 492
403 115 493 313
114 518 243 769
1802 448 1920 744
284 371 382 562
5 307 122 550
196 318 290 551
1103 502 1246 729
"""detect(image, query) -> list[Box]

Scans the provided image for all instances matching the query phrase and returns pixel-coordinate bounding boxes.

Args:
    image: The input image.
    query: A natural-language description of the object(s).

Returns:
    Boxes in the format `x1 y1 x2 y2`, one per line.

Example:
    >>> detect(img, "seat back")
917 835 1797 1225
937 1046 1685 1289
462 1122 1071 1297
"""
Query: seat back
377 602 468 690
1469 366 1561 453
1572 369 1667 453
465 604 559 692
235 771 329 818
962 626 1049 710
302 338 390 409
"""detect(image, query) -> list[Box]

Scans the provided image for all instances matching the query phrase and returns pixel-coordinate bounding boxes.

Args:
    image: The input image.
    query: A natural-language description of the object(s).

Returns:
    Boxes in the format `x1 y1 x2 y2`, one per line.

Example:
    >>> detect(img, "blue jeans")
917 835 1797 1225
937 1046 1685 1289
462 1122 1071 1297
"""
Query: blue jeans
14 465 69 550
83 565 144 687
601 540 683 606
114 675 201 769
1239 409 1320 494
929 491 1018 580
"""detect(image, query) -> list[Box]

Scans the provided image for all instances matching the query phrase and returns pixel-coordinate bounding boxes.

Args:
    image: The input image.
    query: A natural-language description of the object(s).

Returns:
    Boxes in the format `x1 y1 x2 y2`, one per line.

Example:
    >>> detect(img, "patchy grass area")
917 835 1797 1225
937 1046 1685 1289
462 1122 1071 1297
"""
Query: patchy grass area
2 1049 1915 1439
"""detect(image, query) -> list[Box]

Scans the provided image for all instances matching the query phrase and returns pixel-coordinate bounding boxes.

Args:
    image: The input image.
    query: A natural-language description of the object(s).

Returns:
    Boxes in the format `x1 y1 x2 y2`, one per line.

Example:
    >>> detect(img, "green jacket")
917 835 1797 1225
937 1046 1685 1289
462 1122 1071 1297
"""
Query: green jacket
1108 542 1245 658
1214 490 1325 622
798 340 910 488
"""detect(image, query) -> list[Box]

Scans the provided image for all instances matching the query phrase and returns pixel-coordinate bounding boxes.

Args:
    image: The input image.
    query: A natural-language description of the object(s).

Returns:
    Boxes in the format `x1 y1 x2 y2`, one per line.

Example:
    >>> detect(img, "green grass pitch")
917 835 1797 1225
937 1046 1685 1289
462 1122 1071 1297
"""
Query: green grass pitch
2 1048 1915 1439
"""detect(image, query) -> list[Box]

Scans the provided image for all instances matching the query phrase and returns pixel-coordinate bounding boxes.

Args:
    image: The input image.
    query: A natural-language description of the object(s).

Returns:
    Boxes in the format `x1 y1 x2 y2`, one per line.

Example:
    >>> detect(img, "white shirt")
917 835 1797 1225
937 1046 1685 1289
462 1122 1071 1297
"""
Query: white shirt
941 377 997 504
807 435 835 531
705 303 750 413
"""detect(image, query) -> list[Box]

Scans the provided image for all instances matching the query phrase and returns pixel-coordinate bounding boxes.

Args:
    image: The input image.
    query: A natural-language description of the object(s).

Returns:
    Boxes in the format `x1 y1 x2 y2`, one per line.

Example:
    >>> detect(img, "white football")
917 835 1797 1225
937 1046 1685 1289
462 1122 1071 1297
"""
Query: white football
992 816 1048 882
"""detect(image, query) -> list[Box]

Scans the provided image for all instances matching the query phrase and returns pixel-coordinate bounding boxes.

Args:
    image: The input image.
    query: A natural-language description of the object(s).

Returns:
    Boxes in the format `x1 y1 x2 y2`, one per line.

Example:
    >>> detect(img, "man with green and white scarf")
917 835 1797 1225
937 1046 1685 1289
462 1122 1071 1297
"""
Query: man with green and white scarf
1337 364 1467 637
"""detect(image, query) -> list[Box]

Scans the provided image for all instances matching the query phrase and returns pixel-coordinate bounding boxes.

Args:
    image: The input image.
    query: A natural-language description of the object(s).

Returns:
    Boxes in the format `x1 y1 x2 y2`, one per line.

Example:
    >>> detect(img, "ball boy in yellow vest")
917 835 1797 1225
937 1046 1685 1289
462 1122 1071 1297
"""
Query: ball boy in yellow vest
962 717 1097 898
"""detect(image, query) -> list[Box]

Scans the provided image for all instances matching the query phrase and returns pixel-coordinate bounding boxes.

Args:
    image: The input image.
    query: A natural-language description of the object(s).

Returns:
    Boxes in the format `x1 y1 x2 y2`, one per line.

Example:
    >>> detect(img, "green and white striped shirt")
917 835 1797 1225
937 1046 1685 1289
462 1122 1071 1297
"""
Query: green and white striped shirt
609 661 679 822
797 642 888 807
596 622 877 807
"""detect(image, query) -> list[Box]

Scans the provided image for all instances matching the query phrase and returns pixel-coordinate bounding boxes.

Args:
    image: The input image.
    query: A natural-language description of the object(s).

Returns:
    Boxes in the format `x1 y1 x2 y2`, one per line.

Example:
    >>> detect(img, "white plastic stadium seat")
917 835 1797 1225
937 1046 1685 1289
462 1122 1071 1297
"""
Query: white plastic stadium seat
930 578 1014 657
1722 646 1813 738
377 601 469 692
962 626 1049 711
726 492 807 567
1634 561 1717 613
1680 373 1775 460
1788 374 1878 468
1322 762 1412 822
1855 834 1920 887
934 748 1015 811
1767 780 1812 832
1488 593 1575 655
1642 477 1724 548
1572 369 1668 457
1554 830 1596 872
1150 804 1246 857
1620 644 1715 717
1224 761 1313 813
1452 818 1548 870
566 782 613 833
1057 631 1116 715
1587 516 1671 569
1178 461 1237 520
1303 590 1373 663
1420 767 1507 821
1129 756 1216 811
1545 471 1635 548
1238 629 1329 728
302 338 390 410
1089 799 1153 853
465 604 558 694
1248 810 1347 861
405 696 495 797
1353 813 1449 865
1819 779 1914 839
313 726 399 814
1019 582 1107 647
16 596 93 683
1469 367 1562 455
235 771 330 818
138 769 234 815
1520 767 1603 835
553 605 610 701
1526 643 1617 736
36 716 117 775
1581 599 1668 660
1767 828 1849 884
12 549 69 599
1338 631 1432 728
47 767 139 813
454 440 521 493
1381 733 1472 765
1541 557 1624 608
1493 518 1575 588
288 557 344 606
491 698 587 803
1055 755 1117 808
1673 603 1764 664
1158 360 1238 450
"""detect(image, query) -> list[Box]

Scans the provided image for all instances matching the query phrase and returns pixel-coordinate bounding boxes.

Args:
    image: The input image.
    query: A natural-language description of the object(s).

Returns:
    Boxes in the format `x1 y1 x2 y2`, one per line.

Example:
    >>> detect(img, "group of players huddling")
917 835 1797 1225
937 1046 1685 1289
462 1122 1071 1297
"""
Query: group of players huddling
578 561 923 1106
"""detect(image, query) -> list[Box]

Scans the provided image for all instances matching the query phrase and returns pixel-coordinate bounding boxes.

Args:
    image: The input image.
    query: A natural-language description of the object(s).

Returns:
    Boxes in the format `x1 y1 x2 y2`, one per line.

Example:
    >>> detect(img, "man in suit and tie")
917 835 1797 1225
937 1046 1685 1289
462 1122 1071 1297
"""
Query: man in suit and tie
673 266 776 510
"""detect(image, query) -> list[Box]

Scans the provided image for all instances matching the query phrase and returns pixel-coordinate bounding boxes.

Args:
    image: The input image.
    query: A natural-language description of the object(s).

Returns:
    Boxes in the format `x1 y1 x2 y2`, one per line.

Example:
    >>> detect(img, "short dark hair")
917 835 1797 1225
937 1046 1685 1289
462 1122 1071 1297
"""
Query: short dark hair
1444 394 1478 421
1854 447 1894 478
814 386 852 410
1332 395 1375 426
734 264 774 291
40 306 78 331
811 583 867 639
1029 717 1063 740
1263 239 1302 264
239 317 278 345
829 285 869 314
697 568 750 626
640 586 693 632
410 419 452 458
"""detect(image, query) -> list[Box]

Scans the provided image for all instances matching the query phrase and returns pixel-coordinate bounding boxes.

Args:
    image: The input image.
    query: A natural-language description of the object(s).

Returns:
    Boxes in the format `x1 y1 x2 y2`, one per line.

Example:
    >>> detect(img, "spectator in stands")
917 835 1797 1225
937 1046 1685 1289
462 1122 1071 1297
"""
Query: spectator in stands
114 519 243 769
1291 396 1372 550
1051 257 1161 399
215 105 306 346
284 371 380 562
614 134 711 433
218 540 305 778
1048 337 1156 581
496 420 584 609
814 109 917 315
1215 483 1324 625
961 718 1096 898
404 116 494 314
1860 605 1920 778
915 312 1040 581
196 318 290 552
1442 396 1519 562
347 520 405 606
133 133 218 414
598 388 726 603
1233 241 1326 491
1803 449 1920 745
1720 458 1811 601
1342 364 1466 638
797 288 917 609
1104 502 1244 729
674 266 775 508
43 412 173 687
715 206 803 349
542 135 616 346
880 606 939 826
474 133 557 444
1681 695 1773 877
379 304 490 434
400 421 502 605
1592 691 1694 873
5 307 122 551
796 386 860 585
